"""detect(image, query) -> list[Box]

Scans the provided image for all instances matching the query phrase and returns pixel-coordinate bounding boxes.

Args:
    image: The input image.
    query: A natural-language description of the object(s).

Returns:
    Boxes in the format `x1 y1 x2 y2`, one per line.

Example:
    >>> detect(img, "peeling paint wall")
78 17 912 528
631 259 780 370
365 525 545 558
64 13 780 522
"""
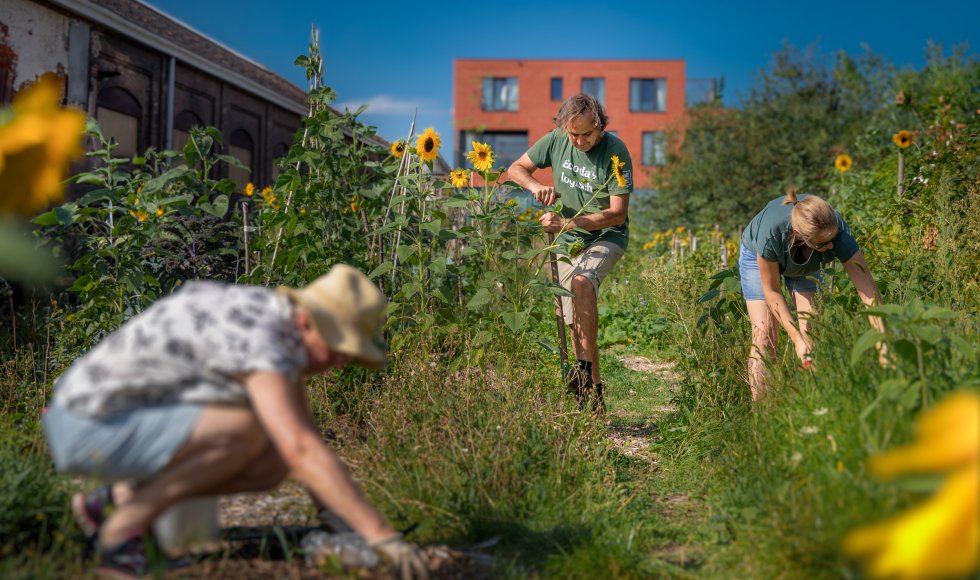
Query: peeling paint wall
2 0 70 92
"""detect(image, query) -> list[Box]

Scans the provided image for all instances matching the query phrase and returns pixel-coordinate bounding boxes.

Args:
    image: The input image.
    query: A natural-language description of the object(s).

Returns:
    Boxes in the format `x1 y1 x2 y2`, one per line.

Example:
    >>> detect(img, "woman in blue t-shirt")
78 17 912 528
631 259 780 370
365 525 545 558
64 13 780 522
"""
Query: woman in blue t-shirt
738 188 886 399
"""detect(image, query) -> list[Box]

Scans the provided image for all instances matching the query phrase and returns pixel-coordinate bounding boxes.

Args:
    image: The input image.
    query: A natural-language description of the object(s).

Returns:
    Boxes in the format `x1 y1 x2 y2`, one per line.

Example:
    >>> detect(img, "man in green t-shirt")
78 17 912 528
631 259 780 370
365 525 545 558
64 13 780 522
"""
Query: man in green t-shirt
508 93 633 413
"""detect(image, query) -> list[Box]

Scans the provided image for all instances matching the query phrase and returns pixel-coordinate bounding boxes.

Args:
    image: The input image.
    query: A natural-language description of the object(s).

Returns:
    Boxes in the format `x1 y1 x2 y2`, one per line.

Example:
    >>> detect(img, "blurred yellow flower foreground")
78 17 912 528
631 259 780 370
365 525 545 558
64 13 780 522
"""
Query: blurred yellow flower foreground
843 391 979 579
0 74 86 217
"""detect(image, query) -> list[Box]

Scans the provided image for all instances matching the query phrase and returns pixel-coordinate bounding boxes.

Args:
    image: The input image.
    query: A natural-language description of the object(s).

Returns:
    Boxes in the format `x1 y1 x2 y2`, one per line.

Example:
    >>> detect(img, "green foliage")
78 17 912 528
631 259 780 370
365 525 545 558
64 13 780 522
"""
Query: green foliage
0 423 73 552
33 123 246 348
651 42 980 235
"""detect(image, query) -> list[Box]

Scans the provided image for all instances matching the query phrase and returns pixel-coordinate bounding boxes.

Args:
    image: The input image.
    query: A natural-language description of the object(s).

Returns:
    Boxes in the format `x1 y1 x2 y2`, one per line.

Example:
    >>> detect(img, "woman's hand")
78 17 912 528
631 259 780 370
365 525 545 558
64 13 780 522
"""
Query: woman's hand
877 341 891 367
794 335 813 368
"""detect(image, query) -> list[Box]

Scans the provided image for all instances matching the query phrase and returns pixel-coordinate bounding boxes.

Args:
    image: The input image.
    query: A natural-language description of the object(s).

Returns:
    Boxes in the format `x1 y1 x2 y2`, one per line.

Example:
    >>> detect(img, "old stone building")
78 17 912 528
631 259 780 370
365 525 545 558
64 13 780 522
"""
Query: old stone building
2 0 311 188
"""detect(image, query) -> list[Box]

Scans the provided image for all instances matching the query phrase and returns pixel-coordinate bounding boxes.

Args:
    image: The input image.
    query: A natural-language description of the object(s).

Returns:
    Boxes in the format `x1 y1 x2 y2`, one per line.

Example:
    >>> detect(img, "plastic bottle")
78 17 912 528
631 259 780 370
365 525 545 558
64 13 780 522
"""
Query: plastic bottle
301 530 380 568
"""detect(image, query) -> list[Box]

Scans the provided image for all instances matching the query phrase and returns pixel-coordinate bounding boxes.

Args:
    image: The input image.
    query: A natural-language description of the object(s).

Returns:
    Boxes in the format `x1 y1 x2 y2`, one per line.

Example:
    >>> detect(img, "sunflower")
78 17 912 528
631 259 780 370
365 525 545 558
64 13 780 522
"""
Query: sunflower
466 141 494 173
892 130 914 149
843 391 979 579
449 168 470 188
391 139 406 158
156 206 165 217
611 154 627 188
835 154 853 172
416 128 441 163
0 73 86 217
244 182 255 197
129 210 148 222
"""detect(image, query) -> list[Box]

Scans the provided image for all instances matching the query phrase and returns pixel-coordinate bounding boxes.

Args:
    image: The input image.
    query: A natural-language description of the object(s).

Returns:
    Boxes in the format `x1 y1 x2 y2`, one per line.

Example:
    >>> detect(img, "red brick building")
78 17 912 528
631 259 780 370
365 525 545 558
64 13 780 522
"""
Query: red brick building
453 59 687 190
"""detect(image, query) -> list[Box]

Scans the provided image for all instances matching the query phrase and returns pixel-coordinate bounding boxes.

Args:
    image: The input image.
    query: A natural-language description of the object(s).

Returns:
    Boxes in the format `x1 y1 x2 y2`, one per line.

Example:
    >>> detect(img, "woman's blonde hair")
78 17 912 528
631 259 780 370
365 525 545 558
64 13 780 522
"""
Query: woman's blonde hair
783 187 838 244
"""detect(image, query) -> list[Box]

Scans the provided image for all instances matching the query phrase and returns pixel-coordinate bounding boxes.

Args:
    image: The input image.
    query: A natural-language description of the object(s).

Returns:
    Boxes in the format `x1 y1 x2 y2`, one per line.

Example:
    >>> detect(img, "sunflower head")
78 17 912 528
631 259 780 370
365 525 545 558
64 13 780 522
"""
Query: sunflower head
466 141 495 173
156 206 165 217
835 154 853 173
449 168 470 188
244 182 255 197
416 128 441 163
892 130 914 149
0 73 86 217
611 154 627 188
391 139 407 158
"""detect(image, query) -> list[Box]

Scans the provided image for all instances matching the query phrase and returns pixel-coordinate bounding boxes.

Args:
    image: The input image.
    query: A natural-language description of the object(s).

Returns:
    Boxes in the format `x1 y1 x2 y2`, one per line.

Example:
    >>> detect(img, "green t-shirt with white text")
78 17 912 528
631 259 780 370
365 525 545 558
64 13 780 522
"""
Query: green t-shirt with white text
527 129 633 250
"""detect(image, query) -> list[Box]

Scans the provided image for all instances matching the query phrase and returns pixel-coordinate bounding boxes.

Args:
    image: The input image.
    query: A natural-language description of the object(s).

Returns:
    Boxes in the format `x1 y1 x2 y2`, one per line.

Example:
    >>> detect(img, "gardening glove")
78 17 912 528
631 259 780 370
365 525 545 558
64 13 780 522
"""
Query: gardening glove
369 533 429 580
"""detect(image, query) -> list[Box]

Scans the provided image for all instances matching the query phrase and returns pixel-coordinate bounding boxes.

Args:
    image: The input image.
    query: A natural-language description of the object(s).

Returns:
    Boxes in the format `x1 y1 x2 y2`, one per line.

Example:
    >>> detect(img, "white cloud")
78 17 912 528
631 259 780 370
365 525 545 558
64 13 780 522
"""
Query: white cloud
334 95 434 116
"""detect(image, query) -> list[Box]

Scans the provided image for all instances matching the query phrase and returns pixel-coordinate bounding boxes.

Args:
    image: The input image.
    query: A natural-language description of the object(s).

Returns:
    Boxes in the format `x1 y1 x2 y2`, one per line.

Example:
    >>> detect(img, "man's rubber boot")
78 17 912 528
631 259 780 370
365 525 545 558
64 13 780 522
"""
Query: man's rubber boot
565 367 593 410
591 383 606 415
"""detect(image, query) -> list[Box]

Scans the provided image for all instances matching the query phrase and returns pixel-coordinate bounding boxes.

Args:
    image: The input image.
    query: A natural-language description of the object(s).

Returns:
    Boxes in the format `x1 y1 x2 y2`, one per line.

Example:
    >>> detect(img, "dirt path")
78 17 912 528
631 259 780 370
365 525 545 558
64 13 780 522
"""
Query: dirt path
604 354 708 573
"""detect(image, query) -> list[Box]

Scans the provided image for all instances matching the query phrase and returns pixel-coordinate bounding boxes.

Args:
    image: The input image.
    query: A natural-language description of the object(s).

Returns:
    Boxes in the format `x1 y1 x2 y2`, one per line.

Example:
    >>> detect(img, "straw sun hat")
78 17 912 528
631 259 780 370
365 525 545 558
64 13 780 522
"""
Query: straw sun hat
278 264 387 369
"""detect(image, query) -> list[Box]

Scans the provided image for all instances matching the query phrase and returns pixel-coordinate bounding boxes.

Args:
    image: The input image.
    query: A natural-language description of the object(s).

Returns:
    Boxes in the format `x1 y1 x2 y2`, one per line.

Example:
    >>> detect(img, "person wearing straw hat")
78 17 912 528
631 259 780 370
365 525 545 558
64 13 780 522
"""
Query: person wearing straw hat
42 264 428 579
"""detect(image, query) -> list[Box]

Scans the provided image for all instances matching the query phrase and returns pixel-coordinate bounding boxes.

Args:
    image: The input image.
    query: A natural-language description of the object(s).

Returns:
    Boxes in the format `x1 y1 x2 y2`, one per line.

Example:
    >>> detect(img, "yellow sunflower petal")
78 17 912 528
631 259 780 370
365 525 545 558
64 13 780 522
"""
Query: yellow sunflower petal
869 391 980 478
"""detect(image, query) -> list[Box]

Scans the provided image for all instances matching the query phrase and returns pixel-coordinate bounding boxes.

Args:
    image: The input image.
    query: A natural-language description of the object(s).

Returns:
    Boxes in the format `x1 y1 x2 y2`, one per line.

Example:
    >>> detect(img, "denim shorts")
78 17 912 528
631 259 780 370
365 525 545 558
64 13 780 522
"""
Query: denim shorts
42 401 202 482
738 242 820 301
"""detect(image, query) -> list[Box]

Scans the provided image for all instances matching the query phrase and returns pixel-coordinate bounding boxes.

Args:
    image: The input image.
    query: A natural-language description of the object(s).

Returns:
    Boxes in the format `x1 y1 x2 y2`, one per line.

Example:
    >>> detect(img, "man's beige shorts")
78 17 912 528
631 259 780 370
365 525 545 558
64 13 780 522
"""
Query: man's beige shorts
555 241 625 326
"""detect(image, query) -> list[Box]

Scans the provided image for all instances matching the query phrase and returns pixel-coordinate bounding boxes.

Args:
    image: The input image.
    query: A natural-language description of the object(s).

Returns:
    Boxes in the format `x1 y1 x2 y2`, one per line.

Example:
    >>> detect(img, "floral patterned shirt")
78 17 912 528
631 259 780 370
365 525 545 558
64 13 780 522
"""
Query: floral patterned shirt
52 281 306 418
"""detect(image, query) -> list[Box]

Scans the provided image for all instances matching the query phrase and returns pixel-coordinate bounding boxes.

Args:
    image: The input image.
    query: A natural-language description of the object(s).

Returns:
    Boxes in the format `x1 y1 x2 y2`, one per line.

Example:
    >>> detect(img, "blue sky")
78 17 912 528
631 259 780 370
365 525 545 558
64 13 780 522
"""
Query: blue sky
147 0 978 161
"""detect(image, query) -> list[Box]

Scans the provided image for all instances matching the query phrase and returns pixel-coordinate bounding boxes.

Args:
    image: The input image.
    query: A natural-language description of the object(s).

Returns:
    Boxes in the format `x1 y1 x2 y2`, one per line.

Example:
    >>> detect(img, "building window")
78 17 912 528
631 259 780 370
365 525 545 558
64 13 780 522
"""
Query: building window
642 131 666 166
581 78 605 106
228 129 254 189
550 77 563 101
96 86 141 158
630 79 667 112
458 130 528 171
481 77 518 112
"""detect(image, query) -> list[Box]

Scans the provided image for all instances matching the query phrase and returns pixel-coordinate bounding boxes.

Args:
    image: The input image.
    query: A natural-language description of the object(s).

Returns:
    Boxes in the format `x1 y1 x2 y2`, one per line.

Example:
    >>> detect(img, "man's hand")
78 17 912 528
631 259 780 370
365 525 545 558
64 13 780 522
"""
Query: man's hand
370 533 429 580
539 211 567 234
532 184 557 206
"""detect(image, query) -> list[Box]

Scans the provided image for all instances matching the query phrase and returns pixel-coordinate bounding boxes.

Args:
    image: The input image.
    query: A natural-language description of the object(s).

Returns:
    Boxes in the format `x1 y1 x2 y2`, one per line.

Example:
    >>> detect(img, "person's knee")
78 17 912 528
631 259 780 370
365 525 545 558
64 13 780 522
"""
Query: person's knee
571 275 594 298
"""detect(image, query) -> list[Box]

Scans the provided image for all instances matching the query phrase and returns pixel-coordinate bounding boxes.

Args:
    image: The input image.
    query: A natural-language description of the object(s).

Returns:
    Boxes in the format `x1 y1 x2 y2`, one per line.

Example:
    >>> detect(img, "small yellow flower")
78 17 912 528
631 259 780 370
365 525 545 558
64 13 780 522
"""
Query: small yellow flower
391 139 406 158
506 198 518 208
535 209 543 218
156 206 164 217
892 130 914 149
466 141 494 173
518 215 526 221
300 208 306 215
129 210 148 222
350 201 358 213
416 128 441 162
0 73 86 217
611 154 627 188
675 226 686 235
835 154 853 172
244 182 255 197
261 186 272 197
449 168 470 188
263 193 277 206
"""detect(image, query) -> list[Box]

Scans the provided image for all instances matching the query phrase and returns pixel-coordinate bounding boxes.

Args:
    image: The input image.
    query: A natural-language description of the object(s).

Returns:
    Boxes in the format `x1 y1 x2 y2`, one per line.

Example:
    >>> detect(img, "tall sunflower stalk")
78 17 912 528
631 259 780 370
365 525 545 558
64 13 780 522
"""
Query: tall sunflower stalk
892 130 914 197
